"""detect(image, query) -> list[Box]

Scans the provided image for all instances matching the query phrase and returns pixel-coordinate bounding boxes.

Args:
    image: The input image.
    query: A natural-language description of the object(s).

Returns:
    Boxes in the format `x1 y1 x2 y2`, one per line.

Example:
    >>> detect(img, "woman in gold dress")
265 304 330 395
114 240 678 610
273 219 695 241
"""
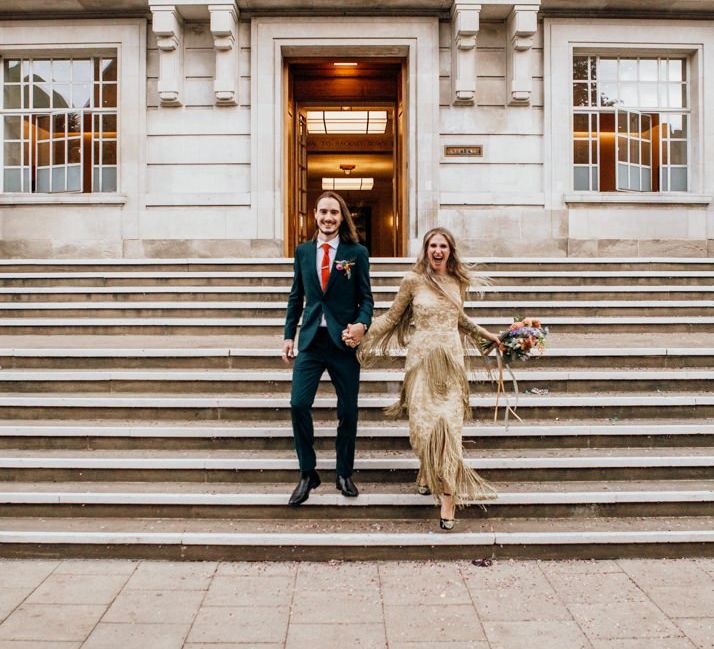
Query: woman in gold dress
350 227 500 529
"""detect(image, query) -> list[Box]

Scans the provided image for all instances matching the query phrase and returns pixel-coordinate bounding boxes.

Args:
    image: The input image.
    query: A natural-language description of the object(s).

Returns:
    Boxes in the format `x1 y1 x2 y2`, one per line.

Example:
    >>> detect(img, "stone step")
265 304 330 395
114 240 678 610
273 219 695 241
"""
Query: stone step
0 516 712 560
5 284 714 302
3 270 714 287
2 300 713 318
0 392 711 421
2 257 712 273
2 316 714 334
1 448 711 482
0 368 710 394
1 345 710 370
1 480 712 519
2 421 713 450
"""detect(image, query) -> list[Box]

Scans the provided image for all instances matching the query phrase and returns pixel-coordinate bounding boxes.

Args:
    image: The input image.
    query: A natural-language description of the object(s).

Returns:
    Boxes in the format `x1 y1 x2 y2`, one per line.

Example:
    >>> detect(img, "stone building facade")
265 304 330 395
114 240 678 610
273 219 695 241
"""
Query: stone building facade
0 0 712 258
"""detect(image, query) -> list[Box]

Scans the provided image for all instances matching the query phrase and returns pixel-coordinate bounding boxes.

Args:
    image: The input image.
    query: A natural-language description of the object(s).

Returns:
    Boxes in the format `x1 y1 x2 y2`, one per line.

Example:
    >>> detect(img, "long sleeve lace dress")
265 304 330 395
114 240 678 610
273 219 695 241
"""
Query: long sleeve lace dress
358 271 496 505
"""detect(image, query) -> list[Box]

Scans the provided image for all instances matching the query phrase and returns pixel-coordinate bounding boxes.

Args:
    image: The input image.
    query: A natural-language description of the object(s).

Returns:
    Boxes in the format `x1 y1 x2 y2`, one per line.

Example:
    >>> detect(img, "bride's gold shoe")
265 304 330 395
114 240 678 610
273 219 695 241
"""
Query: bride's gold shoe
417 484 431 496
439 493 455 531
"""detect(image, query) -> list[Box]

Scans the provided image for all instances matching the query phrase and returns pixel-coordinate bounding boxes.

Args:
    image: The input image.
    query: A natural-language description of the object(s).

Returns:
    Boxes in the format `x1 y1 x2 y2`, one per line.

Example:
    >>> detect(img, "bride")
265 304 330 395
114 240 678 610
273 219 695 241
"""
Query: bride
344 227 500 530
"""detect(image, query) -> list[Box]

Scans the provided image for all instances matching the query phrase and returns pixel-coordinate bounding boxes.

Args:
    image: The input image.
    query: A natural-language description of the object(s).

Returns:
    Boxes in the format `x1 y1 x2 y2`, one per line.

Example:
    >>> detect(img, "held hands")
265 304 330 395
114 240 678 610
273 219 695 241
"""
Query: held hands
282 339 295 364
341 323 366 349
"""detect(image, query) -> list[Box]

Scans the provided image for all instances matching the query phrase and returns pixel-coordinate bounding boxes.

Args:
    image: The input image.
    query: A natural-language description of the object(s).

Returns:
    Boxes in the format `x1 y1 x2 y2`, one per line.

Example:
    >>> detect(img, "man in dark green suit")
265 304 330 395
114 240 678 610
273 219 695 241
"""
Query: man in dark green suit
282 191 374 505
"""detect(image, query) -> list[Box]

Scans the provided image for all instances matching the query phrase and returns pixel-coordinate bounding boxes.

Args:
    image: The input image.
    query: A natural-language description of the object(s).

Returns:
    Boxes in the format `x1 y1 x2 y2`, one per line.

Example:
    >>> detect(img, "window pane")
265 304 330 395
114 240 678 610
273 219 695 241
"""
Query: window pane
51 166 66 191
101 166 117 192
574 140 589 164
629 113 639 133
620 59 637 81
36 115 51 137
631 167 641 191
102 114 117 136
102 141 117 165
573 57 589 80
101 58 118 82
101 83 117 108
640 59 658 82
4 59 21 82
72 84 91 109
599 59 617 80
642 141 651 165
37 142 50 166
53 84 71 109
31 60 51 83
67 112 82 136
573 83 589 106
3 142 21 166
670 141 687 165
642 168 651 191
599 83 618 107
630 139 639 164
669 59 684 82
670 167 687 190
668 114 687 138
4 116 22 139
68 139 81 164
72 59 93 83
661 171 669 191
67 165 81 191
574 166 590 190
573 113 589 133
617 113 628 134
33 84 50 108
640 83 657 107
53 140 66 164
620 83 637 107
3 85 22 109
591 167 599 191
618 137 628 161
37 167 50 192
659 84 670 108
617 163 628 189
52 59 71 82
662 143 668 165
591 140 598 163
670 84 686 108
3 168 22 191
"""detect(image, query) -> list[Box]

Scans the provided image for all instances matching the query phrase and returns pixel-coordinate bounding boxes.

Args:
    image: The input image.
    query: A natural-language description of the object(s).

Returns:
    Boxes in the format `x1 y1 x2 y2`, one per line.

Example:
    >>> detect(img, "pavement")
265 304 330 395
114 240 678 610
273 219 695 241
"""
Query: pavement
0 558 712 648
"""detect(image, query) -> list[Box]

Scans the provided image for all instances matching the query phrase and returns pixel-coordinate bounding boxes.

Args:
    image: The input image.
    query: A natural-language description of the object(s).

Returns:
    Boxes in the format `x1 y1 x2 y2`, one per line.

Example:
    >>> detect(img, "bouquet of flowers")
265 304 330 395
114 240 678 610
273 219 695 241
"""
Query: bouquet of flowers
481 317 549 364
479 316 549 425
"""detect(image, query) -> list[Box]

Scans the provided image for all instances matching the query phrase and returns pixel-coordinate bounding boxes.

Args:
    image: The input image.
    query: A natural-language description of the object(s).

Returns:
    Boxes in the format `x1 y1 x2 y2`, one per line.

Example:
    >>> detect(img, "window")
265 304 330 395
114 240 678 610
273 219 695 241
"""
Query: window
1 56 118 193
572 55 688 192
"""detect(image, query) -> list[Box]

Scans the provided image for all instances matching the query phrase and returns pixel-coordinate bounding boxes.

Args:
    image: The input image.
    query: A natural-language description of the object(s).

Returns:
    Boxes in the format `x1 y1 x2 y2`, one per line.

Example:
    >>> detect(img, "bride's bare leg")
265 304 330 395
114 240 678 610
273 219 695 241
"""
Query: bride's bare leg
440 481 456 528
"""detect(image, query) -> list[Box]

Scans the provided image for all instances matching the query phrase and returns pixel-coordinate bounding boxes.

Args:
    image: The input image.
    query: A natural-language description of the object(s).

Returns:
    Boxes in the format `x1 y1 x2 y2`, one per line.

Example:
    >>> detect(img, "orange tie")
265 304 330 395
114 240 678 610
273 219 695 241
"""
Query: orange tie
320 242 331 291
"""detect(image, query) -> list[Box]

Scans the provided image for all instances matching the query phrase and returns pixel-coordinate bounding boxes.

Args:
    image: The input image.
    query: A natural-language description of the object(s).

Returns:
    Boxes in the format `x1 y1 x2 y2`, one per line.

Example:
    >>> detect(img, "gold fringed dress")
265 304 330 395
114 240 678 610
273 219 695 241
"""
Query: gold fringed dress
358 271 496 506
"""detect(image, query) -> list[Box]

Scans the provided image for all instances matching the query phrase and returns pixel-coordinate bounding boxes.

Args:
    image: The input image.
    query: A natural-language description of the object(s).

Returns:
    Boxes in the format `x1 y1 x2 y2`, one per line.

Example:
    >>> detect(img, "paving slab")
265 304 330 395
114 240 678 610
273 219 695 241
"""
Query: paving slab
203 575 294 607
483 620 591 649
285 622 387 649
186 605 290 644
122 561 216 590
0 603 105 642
25 573 128 606
674 618 714 649
290 589 384 625
81 622 190 649
568 599 682 639
383 604 487 643
102 589 205 625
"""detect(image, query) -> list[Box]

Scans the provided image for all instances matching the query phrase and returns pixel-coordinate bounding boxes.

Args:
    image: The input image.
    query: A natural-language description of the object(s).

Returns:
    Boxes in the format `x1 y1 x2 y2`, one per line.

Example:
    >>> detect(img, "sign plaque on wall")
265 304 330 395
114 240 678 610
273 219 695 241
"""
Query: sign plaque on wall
444 145 483 157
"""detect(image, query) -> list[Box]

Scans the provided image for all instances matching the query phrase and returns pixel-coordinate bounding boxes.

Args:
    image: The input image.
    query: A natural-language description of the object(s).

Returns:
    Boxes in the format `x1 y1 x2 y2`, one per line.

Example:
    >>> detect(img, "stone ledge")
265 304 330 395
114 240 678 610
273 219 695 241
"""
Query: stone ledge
0 194 128 206
564 192 713 206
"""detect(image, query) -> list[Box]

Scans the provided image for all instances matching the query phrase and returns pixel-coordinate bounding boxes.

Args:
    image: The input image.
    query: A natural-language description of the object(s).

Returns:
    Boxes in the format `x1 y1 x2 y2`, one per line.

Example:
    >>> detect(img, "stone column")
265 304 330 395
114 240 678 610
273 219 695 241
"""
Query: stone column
209 3 239 105
450 1 481 105
506 3 539 105
150 4 184 106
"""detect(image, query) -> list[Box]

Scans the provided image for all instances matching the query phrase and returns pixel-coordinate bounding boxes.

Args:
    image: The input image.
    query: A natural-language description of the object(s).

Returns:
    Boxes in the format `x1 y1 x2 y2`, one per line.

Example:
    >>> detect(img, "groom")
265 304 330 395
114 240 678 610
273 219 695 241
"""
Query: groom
282 191 374 506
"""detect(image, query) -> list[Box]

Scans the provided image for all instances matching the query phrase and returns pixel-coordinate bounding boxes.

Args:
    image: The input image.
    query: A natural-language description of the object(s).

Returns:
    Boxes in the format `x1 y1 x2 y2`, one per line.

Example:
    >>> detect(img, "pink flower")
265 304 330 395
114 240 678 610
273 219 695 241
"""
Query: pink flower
336 264 343 270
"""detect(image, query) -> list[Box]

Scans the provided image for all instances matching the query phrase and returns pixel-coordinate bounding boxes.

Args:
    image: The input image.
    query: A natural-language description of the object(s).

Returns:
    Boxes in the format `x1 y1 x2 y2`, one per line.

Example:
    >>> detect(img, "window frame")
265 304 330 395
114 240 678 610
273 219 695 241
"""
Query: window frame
570 52 691 194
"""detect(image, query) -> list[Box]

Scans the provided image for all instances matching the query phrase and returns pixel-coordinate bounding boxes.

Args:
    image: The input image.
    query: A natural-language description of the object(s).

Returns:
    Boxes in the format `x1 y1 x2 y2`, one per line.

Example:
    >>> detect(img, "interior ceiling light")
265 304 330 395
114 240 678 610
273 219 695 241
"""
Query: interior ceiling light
339 164 356 175
322 177 374 191
333 62 358 67
307 110 387 134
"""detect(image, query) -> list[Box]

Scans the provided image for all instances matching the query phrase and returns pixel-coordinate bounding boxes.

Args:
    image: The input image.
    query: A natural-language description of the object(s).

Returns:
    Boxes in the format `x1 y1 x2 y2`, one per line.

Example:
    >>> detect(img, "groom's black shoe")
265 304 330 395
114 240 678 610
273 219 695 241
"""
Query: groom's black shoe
336 475 359 497
288 470 321 506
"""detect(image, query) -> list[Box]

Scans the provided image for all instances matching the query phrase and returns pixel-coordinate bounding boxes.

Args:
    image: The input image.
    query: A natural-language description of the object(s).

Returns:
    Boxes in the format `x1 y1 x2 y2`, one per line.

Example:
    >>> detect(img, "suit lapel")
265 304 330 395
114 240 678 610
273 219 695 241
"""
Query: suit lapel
324 240 345 296
304 240 322 295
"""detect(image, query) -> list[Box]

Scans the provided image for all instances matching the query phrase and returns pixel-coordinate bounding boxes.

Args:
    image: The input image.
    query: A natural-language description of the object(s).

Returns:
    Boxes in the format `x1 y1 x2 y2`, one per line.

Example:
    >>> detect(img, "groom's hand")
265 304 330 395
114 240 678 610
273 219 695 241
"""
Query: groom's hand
282 339 295 364
343 323 366 347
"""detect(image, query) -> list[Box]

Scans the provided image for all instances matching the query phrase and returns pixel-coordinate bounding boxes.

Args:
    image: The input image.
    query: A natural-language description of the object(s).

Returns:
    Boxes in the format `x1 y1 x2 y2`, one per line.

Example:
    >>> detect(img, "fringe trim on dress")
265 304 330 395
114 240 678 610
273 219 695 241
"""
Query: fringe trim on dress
417 417 497 506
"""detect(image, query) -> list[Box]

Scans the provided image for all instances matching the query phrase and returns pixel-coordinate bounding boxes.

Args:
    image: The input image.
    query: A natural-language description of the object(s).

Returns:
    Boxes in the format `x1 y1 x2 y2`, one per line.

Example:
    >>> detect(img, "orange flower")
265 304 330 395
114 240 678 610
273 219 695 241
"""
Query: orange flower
532 319 541 328
523 318 533 327
511 321 525 329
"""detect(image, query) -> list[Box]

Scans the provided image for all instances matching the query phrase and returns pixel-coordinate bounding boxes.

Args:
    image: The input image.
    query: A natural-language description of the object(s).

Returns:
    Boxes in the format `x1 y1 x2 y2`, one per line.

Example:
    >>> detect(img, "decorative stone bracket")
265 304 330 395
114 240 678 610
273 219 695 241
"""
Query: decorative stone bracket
150 4 184 106
150 1 240 107
209 4 239 105
450 1 481 105
506 3 540 105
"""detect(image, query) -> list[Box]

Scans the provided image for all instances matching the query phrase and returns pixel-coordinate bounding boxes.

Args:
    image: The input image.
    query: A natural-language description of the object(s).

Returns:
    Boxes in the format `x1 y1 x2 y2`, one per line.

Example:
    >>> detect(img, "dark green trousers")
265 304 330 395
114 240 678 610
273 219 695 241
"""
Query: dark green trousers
290 328 360 477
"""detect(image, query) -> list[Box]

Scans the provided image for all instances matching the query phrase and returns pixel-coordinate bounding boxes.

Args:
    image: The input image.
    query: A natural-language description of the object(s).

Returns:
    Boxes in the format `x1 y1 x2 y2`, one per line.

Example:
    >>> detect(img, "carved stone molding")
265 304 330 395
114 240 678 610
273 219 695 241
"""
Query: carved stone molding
209 4 239 105
450 1 481 105
150 4 184 105
506 3 540 105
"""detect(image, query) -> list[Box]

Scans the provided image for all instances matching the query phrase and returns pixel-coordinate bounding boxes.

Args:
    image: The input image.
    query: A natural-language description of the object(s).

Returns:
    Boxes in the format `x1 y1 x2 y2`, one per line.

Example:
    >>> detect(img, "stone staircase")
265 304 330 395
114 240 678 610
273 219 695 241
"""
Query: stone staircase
0 257 712 560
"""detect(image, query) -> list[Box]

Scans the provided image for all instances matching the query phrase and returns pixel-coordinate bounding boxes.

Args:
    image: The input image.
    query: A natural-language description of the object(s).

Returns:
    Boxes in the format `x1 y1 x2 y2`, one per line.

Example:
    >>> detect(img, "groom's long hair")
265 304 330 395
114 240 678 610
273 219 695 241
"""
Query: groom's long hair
312 191 360 244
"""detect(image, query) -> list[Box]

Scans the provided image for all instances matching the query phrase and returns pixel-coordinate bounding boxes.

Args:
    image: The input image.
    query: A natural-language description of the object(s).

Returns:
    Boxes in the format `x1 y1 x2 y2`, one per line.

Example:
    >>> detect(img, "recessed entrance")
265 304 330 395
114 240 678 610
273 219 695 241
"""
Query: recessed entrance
285 59 407 256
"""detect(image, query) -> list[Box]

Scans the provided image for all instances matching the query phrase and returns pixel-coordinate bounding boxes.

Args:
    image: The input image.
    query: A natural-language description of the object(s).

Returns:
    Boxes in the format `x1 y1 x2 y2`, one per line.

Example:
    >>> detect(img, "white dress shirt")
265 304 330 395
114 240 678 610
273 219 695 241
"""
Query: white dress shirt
316 235 339 327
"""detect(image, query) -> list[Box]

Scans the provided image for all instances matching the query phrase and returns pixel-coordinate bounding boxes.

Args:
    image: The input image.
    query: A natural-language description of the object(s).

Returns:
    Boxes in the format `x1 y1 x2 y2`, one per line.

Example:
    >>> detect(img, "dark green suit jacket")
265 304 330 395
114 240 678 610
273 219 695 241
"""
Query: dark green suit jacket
284 239 374 352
